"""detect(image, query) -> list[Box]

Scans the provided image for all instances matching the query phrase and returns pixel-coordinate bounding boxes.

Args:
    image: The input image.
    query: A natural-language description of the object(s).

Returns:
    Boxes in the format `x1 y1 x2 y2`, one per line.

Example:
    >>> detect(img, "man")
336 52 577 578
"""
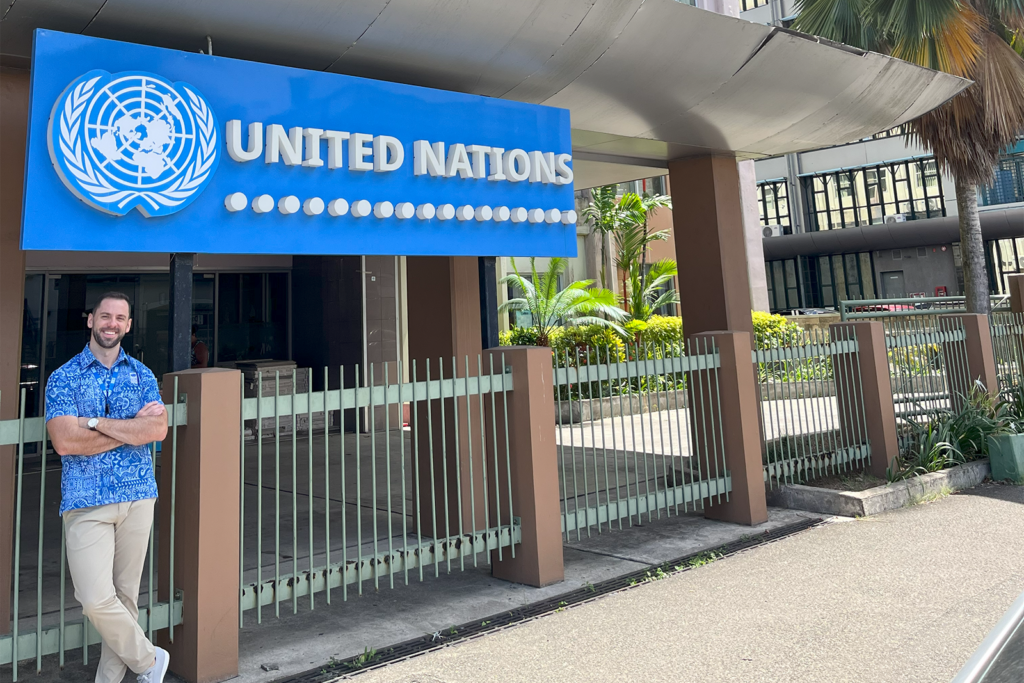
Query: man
190 324 208 368
45 292 170 683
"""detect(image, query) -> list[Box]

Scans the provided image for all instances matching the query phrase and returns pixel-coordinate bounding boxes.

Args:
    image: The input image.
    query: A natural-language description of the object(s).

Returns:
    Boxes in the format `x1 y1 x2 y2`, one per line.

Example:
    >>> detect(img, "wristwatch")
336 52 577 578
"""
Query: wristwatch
87 417 100 430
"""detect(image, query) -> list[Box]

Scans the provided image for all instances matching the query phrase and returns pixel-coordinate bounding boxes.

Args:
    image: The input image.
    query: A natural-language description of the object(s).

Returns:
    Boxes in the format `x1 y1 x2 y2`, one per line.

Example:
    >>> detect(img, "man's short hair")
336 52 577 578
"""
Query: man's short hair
93 291 132 316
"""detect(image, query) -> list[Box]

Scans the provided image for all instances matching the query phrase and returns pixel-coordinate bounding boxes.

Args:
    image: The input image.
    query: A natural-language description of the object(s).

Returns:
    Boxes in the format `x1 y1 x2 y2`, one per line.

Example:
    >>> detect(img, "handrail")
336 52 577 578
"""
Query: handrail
951 589 1024 682
839 295 1010 320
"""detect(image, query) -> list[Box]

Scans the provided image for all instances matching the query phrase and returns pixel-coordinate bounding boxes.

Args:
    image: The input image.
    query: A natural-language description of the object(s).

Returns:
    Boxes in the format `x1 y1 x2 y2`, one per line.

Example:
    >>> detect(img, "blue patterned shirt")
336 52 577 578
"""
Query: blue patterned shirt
45 345 161 515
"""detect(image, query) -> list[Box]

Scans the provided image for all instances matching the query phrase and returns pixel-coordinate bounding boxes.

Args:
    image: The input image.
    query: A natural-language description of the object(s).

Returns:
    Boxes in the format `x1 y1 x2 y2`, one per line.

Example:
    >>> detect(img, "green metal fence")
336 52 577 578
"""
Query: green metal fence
755 326 872 488
0 385 186 682
990 312 1024 393
237 356 519 625
551 338 732 540
839 295 1010 322
885 316 969 419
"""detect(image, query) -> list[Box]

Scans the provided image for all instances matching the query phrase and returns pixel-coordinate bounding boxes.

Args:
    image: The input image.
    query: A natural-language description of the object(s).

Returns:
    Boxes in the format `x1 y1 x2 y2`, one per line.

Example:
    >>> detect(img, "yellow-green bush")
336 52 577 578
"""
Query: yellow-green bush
752 311 804 350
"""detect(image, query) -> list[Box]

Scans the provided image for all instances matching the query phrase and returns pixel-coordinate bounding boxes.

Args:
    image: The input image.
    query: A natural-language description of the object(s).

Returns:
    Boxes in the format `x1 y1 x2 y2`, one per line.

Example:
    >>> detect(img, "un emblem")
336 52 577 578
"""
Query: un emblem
47 70 219 217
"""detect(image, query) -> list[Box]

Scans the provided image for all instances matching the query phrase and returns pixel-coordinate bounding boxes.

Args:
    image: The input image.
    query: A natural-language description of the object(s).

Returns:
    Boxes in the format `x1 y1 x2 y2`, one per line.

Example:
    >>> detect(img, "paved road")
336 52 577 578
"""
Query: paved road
347 482 1024 683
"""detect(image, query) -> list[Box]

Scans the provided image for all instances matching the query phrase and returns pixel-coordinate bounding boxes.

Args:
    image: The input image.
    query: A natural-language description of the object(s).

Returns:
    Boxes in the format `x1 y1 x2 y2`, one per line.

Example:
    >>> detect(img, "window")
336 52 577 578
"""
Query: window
615 175 667 197
804 158 946 231
986 238 1024 295
756 179 791 232
979 152 1024 207
741 0 770 9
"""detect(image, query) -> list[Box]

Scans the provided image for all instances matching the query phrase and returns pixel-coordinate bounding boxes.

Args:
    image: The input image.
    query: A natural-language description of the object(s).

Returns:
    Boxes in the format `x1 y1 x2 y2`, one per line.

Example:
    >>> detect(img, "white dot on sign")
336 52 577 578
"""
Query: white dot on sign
416 203 436 220
493 206 510 222
475 206 493 221
252 194 274 214
545 208 561 224
225 192 247 212
456 205 474 221
437 204 456 221
510 207 528 223
278 196 300 214
374 201 395 218
303 197 325 216
561 209 578 224
351 200 372 218
395 202 415 220
528 208 545 224
328 199 349 217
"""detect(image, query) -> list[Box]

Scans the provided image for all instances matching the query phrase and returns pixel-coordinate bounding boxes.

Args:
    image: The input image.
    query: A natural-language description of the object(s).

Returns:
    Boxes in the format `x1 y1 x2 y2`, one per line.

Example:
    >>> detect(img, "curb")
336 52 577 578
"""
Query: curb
766 460 990 517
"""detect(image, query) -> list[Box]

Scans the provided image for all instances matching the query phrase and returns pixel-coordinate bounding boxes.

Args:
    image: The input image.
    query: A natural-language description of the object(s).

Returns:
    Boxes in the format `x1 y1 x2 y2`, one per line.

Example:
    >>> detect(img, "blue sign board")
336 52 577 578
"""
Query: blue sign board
23 30 577 257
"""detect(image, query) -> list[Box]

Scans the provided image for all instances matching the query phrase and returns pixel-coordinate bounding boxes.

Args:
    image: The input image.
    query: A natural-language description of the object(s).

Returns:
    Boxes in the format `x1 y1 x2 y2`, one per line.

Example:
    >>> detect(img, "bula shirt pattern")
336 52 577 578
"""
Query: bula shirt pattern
45 345 161 515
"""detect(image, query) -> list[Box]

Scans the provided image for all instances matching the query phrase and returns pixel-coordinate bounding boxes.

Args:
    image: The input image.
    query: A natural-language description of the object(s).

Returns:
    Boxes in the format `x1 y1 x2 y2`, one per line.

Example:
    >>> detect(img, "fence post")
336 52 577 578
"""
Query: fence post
159 368 241 683
942 314 999 403
690 331 767 526
485 346 564 587
829 321 900 479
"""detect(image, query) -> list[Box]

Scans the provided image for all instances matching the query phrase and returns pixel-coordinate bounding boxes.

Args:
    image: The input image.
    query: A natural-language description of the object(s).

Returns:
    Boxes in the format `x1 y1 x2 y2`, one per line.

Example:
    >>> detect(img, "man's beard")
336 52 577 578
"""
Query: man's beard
92 327 124 349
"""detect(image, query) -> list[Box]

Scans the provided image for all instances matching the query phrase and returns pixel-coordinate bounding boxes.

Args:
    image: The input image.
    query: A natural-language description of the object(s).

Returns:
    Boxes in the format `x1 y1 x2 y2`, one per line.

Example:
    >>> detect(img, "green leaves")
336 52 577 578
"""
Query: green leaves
499 256 627 345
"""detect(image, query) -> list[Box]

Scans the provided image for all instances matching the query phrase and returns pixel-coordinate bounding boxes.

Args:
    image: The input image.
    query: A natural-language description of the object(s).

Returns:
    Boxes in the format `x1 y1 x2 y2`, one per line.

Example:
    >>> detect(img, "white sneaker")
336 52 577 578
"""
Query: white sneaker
137 647 170 683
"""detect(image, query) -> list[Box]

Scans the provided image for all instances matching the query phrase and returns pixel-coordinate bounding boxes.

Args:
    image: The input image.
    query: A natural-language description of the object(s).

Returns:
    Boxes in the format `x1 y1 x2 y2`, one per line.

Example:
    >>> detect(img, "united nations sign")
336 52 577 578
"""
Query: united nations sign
22 30 575 257
48 70 219 217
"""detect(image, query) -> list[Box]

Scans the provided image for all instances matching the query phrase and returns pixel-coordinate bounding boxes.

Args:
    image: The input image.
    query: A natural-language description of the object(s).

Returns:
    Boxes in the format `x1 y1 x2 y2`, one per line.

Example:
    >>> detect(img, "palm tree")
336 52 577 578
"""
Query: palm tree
615 192 673 301
580 185 622 289
793 0 1024 313
623 258 681 324
499 257 627 346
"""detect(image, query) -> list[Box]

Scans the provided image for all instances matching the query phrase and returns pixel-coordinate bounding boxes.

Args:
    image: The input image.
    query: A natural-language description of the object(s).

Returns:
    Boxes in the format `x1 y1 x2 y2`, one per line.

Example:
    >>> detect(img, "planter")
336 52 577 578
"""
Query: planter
988 434 1024 482
766 459 990 517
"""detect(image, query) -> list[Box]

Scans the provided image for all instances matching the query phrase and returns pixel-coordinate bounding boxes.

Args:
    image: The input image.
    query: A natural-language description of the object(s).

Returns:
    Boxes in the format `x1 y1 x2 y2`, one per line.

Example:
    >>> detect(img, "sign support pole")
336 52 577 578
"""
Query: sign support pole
479 256 500 350
169 253 194 372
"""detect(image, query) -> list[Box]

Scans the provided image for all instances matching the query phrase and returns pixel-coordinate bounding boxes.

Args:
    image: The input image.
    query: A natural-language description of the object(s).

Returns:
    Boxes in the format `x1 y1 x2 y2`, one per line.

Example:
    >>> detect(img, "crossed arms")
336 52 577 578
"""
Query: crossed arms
48 401 168 456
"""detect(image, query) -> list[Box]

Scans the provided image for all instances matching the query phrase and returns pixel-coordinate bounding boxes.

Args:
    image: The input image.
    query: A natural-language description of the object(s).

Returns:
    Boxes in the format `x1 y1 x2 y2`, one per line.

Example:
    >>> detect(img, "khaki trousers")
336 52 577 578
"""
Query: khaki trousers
63 498 157 683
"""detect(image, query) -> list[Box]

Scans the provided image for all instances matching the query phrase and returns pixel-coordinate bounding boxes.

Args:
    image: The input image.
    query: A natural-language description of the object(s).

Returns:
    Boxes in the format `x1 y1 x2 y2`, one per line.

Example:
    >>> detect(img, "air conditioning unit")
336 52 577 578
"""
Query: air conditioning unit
884 213 907 224
762 224 784 238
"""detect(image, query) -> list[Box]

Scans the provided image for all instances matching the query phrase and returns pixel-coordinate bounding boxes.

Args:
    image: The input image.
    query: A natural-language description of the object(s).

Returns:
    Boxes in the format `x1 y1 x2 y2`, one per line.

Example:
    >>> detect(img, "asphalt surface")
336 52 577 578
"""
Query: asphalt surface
344 481 1024 683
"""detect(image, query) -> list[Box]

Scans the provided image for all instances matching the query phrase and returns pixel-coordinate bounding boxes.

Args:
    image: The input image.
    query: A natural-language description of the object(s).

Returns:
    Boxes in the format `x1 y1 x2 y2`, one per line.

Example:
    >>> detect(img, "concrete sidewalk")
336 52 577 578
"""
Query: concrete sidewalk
345 482 1024 683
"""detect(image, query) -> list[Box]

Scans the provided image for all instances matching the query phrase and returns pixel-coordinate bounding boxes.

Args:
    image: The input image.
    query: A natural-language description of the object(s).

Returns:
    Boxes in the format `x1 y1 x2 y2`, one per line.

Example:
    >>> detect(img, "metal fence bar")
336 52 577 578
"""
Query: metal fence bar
235 357 519 620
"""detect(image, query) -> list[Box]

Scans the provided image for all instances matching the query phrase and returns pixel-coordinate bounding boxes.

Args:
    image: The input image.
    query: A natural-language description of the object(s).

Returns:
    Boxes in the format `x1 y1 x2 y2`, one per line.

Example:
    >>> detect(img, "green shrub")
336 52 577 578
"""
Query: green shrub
499 326 540 347
641 315 684 350
752 311 804 350
550 325 626 366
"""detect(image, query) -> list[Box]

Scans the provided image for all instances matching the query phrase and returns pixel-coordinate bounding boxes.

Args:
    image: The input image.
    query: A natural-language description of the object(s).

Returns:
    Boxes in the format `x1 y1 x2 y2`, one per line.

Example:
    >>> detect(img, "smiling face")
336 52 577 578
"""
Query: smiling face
88 297 132 350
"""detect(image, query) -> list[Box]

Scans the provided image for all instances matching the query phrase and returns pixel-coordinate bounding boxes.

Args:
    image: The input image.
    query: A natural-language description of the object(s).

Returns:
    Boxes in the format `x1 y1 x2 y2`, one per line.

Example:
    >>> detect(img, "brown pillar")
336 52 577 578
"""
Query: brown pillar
689 331 767 526
1008 273 1024 314
829 322 900 479
486 346 563 587
405 257 485 537
669 155 754 339
942 314 999 406
159 369 241 683
0 68 30 635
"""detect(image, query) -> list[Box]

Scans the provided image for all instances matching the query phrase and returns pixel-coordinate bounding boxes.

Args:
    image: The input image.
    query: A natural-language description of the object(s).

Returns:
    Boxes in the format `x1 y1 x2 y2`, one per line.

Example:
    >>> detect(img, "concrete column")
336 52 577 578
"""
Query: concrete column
158 369 241 683
688 331 767 525
0 67 29 635
738 160 770 313
829 322 900 479
669 155 754 339
942 314 999 404
406 257 485 536
168 253 194 372
485 346 564 587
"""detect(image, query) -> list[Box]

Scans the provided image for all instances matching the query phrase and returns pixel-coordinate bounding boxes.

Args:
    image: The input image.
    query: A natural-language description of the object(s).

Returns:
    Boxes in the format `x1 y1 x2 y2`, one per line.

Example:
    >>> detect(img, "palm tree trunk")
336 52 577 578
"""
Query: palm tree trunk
600 234 607 290
955 177 990 314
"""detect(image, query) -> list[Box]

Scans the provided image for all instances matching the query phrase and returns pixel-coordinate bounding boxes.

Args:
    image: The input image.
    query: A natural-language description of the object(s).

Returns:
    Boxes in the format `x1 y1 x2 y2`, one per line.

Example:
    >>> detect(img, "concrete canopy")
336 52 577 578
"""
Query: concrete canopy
1 0 969 188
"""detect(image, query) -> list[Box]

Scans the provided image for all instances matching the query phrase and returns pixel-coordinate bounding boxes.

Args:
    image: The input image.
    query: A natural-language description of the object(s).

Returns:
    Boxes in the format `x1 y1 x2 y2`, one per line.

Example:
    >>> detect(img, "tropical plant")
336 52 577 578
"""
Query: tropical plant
622 258 681 326
793 0 1024 314
579 185 621 289
499 257 626 346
